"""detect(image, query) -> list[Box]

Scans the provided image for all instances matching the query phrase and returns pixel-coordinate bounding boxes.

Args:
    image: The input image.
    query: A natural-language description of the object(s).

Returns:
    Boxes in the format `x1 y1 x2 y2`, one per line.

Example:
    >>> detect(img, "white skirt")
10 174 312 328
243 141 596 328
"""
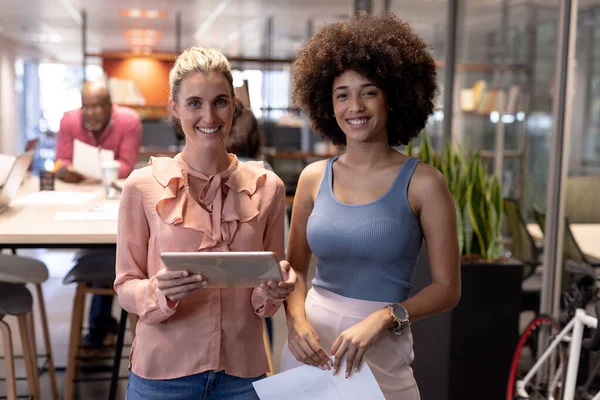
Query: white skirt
280 286 420 400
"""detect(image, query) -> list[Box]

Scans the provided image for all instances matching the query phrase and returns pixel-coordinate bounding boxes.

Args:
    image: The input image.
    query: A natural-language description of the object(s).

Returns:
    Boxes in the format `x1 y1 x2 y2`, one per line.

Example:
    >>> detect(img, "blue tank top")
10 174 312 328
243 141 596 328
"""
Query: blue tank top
307 156 423 303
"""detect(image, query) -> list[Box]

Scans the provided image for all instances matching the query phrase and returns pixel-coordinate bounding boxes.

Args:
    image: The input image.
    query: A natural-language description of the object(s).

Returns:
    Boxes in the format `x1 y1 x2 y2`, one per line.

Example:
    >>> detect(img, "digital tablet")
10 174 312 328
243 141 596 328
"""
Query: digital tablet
160 251 282 288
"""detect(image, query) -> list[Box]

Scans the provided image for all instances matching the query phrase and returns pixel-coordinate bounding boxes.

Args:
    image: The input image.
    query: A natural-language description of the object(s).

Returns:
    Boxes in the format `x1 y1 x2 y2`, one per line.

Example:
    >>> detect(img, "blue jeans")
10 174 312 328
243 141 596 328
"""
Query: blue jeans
126 370 265 400
86 291 118 347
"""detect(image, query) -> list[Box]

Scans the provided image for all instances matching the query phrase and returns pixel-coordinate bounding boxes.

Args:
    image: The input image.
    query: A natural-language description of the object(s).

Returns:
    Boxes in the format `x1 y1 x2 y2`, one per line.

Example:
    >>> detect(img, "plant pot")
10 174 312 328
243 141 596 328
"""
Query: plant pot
410 247 523 400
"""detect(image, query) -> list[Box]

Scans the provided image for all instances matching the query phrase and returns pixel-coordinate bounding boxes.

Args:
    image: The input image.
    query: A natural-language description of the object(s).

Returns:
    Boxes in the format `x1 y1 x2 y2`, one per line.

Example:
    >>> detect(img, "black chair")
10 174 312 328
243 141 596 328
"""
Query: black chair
533 206 600 270
62 250 131 400
504 198 543 277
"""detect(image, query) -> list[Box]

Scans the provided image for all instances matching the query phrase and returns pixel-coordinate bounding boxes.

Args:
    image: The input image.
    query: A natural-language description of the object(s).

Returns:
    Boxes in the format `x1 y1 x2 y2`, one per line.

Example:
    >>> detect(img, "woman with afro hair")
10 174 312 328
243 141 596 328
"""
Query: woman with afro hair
281 13 461 398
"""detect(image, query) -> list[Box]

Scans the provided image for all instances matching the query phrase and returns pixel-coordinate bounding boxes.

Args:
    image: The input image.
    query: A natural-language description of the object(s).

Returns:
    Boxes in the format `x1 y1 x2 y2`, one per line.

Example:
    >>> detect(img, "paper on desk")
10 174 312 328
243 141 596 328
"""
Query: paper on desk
13 191 100 205
72 139 114 180
0 153 16 187
54 211 118 221
252 358 385 400
92 202 120 213
54 201 119 221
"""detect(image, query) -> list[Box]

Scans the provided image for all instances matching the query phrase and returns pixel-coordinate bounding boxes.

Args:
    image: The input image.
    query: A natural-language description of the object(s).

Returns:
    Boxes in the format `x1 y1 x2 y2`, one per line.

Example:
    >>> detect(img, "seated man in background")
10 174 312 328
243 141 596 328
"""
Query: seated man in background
56 78 142 182
56 78 142 351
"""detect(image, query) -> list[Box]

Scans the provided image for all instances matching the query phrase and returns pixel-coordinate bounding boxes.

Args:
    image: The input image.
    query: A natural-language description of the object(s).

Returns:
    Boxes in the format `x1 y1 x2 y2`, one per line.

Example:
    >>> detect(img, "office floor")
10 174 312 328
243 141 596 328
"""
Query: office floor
0 249 313 400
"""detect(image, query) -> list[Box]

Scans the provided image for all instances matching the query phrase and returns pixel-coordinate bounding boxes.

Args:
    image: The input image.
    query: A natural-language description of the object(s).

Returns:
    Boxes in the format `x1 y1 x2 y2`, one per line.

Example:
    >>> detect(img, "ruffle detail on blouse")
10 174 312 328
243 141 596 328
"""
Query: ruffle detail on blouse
151 154 267 251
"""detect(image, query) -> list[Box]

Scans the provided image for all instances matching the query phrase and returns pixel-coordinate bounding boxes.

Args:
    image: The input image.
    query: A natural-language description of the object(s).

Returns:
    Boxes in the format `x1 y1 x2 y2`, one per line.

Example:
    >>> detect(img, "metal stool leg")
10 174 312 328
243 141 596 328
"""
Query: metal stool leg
108 308 128 400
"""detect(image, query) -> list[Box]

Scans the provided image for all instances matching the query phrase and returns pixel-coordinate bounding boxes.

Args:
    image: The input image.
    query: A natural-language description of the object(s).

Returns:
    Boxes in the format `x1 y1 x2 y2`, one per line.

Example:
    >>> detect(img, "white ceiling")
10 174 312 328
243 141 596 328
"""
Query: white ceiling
0 0 596 65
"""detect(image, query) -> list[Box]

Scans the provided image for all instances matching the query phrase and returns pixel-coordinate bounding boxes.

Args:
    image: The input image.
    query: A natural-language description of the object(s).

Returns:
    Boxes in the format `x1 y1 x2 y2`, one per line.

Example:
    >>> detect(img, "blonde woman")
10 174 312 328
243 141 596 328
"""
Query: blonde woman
114 47 296 400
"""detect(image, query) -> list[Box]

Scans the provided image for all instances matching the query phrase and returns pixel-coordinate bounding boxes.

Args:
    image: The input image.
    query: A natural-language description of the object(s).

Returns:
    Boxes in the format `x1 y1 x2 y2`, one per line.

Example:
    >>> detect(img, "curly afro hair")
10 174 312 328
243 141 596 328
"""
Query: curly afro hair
292 12 438 146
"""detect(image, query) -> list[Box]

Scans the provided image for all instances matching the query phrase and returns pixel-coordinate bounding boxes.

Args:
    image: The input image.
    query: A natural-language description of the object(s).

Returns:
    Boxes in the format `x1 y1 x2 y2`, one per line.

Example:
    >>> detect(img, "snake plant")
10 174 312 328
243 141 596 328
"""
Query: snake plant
407 134 504 261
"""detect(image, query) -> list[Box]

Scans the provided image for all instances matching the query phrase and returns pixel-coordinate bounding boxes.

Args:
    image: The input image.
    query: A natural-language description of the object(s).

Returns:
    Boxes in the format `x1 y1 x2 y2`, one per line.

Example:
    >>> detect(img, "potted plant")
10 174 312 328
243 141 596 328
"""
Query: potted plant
407 134 523 400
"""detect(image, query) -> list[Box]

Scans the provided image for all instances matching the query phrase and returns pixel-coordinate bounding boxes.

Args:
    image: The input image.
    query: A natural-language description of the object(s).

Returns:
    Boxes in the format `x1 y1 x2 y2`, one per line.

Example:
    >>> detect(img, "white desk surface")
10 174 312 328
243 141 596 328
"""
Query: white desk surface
0 176 121 247
527 223 600 260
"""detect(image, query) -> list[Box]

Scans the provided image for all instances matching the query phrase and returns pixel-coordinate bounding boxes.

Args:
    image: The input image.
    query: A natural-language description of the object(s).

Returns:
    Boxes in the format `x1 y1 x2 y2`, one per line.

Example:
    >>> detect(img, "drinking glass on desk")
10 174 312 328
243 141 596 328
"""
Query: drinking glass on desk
101 160 120 198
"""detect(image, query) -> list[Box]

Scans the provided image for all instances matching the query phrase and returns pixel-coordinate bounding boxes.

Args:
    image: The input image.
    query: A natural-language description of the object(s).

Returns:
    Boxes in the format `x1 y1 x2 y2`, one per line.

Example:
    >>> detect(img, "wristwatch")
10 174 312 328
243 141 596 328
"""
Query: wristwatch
387 303 410 336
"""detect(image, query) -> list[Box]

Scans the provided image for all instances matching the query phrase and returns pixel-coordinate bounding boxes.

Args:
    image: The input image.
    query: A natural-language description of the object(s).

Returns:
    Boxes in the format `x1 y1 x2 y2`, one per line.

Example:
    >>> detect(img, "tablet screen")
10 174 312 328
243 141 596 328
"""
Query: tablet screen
160 251 282 287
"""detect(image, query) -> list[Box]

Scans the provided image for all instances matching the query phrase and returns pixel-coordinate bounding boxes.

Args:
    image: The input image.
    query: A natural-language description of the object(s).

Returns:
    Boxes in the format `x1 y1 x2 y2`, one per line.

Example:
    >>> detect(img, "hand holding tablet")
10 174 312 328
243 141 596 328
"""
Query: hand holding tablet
155 269 207 302
160 251 284 288
259 260 297 300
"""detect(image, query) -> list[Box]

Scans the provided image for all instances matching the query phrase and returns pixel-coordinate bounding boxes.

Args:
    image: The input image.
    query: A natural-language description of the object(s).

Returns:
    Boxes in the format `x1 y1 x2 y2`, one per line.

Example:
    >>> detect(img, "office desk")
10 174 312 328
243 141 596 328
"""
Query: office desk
527 223 600 260
0 176 119 248
1 176 127 400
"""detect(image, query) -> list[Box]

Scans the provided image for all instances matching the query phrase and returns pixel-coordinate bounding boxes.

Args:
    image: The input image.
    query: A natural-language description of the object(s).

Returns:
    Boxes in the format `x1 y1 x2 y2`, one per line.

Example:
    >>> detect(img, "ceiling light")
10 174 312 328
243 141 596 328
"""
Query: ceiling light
145 10 160 18
120 9 166 18
126 8 142 17
127 37 157 46
124 29 162 38
124 28 143 36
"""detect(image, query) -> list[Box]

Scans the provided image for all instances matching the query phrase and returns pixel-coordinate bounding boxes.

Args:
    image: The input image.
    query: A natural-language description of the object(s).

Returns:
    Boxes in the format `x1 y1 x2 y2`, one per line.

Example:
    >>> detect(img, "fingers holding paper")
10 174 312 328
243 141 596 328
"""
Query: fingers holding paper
287 318 332 370
260 260 297 300
156 268 207 301
331 313 385 378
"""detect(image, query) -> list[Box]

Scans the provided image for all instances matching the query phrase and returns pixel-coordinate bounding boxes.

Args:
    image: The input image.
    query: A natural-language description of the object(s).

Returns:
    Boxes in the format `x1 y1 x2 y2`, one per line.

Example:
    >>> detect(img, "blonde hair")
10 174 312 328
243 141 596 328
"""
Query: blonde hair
169 47 234 103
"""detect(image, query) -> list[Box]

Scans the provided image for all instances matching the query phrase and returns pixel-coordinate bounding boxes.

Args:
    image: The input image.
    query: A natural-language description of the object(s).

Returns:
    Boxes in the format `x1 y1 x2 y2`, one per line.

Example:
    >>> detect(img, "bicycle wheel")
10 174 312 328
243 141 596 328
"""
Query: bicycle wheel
507 314 566 400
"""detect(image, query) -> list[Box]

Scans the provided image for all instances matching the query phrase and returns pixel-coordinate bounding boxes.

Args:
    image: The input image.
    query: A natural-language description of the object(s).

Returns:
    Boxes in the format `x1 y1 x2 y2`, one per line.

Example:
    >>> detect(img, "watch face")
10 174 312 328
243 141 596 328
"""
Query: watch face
393 304 408 322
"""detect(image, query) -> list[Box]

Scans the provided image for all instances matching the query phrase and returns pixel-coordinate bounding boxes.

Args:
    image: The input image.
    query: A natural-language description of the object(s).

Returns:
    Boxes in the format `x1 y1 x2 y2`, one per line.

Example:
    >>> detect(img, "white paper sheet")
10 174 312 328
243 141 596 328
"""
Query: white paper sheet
252 358 385 400
13 191 100 205
91 202 120 213
72 139 114 180
53 201 119 221
0 153 16 187
54 211 117 221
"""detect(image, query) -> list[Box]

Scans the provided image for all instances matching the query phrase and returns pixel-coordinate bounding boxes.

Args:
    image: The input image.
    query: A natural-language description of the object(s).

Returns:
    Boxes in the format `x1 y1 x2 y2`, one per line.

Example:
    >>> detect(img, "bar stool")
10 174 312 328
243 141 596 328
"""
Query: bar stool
0 254 58 400
62 250 131 400
0 282 40 400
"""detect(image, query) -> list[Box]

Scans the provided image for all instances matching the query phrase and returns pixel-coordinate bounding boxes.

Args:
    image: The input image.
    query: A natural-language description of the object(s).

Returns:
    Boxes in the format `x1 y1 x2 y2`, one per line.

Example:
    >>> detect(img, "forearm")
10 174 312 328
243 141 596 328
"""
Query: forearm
284 272 309 323
361 282 460 336
401 281 460 323
117 161 133 179
116 149 138 178
116 120 142 179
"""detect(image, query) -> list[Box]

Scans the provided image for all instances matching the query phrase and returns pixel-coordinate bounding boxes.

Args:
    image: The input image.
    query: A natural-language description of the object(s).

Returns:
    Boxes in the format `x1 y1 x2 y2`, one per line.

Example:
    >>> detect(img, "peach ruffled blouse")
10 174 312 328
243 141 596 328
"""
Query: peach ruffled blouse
114 154 286 379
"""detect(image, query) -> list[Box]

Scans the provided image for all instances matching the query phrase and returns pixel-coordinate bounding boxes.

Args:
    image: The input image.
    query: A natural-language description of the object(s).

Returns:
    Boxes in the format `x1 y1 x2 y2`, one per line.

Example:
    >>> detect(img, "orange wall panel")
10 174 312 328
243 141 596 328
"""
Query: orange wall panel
103 58 173 106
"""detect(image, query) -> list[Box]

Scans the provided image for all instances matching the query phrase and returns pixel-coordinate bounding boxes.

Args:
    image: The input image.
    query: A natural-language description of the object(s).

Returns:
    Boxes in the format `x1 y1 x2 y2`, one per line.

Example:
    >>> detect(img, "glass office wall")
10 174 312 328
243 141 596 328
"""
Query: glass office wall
450 1 599 215
453 0 562 214
390 1 448 149
571 6 600 176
